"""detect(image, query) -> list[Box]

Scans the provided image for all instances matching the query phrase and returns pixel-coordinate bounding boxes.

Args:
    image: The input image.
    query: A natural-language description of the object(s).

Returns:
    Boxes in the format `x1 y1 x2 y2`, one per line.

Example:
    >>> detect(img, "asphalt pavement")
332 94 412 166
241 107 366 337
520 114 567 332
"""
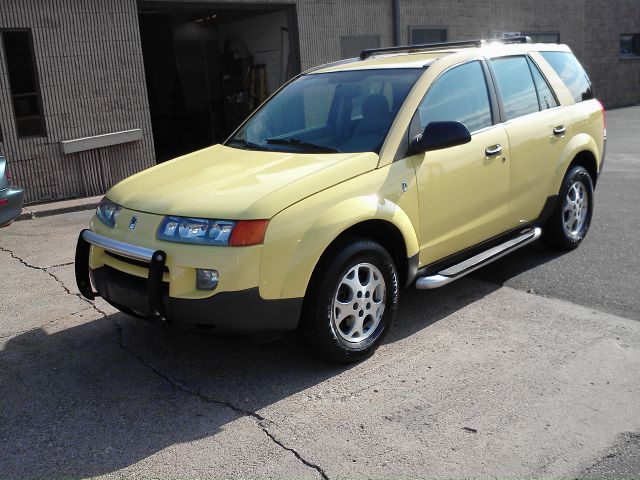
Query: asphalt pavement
1 107 639 479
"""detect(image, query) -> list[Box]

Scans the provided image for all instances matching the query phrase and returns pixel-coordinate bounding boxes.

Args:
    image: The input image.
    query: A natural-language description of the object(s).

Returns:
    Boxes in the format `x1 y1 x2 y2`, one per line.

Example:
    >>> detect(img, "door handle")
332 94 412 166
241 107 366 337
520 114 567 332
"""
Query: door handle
553 125 567 136
485 144 502 157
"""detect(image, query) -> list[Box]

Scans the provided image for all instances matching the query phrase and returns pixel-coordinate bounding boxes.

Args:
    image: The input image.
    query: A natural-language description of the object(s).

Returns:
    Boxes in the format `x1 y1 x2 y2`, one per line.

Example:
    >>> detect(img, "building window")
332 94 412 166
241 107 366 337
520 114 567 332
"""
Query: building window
1 30 46 137
410 27 447 45
340 35 380 59
620 34 640 59
524 32 560 44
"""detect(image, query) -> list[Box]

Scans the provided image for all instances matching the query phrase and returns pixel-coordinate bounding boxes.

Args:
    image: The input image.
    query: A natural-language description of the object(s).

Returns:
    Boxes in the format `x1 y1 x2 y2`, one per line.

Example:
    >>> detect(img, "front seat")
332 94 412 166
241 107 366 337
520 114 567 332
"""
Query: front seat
342 94 391 152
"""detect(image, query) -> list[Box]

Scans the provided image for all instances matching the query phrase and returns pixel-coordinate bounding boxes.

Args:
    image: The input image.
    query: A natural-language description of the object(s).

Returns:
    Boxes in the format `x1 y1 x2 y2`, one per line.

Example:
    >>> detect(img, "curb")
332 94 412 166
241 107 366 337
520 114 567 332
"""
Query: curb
16 200 100 222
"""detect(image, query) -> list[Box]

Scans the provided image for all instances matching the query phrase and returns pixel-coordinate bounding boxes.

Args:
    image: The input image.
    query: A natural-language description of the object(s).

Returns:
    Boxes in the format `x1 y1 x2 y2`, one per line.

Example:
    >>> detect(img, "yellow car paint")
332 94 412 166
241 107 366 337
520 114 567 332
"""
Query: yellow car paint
107 145 380 220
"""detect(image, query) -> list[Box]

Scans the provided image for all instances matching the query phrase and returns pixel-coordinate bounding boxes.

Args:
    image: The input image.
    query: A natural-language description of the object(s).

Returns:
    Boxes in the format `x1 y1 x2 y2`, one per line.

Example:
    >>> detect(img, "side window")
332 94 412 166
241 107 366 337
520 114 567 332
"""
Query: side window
527 58 559 110
415 61 492 134
540 51 594 103
491 56 539 120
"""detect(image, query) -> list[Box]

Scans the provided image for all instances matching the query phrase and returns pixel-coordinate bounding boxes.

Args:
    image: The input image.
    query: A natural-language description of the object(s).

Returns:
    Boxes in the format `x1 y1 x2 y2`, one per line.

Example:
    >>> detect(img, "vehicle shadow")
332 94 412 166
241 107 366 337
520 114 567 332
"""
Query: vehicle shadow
470 240 568 286
1 276 500 479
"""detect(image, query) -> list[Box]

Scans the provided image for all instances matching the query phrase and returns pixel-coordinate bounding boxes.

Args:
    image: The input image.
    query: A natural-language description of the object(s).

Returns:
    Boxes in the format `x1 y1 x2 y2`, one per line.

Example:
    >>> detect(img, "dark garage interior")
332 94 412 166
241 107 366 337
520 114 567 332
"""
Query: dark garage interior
138 2 301 162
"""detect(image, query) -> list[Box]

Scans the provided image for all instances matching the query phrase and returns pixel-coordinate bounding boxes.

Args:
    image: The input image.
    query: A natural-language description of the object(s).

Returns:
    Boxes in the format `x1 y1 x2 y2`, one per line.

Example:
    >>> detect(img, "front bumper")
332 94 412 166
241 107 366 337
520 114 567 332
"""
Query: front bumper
75 229 302 333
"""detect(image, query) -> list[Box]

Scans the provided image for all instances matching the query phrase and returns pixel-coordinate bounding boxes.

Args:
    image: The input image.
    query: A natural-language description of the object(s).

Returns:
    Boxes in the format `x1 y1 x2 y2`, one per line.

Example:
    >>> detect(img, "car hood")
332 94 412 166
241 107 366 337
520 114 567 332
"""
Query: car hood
107 145 379 219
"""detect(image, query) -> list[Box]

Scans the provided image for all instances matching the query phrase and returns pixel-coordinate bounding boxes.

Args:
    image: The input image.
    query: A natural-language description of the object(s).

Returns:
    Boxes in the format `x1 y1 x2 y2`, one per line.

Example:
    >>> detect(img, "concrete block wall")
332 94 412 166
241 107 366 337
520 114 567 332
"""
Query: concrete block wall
583 0 640 108
0 0 155 204
0 0 638 203
295 0 394 69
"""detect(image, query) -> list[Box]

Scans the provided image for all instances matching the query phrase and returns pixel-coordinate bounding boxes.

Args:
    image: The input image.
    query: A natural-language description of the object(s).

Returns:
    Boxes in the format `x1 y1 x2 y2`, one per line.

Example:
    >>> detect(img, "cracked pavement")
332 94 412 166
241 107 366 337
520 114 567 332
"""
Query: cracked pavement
0 231 325 479
1 107 639 478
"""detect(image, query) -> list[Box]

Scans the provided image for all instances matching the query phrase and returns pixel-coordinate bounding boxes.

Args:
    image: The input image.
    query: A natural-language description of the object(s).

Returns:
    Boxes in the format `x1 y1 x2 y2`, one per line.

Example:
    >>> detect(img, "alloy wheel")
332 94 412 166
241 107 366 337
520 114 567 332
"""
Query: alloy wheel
331 263 386 344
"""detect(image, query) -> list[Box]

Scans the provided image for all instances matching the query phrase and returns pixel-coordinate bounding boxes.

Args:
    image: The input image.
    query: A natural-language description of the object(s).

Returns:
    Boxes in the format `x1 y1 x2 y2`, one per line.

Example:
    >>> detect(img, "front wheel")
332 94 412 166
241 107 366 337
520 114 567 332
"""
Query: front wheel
301 238 399 363
542 165 594 250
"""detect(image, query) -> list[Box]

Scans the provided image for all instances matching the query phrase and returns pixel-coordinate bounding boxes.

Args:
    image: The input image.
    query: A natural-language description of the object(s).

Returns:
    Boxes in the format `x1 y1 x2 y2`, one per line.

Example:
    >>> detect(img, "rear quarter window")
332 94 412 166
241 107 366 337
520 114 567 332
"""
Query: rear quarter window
540 51 594 103
491 56 540 120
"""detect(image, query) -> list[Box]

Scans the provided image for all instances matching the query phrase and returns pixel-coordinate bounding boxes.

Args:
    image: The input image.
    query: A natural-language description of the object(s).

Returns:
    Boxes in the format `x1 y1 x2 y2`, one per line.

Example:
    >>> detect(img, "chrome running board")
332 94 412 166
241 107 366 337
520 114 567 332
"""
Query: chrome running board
415 227 542 290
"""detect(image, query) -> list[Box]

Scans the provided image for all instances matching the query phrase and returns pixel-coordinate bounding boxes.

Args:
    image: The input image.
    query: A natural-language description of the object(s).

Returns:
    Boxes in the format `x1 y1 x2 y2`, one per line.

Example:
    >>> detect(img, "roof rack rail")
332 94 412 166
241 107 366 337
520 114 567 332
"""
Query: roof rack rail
359 36 532 60
360 40 484 60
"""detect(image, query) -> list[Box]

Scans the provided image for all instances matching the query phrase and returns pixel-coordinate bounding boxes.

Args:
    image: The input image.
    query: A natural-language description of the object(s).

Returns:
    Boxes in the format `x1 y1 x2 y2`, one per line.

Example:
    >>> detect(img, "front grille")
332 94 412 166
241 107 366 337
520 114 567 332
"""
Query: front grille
105 250 170 273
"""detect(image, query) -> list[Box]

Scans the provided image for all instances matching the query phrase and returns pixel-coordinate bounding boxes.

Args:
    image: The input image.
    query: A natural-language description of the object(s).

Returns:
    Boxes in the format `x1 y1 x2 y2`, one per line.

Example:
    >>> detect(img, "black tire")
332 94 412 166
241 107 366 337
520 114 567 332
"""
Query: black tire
301 237 399 363
542 165 594 250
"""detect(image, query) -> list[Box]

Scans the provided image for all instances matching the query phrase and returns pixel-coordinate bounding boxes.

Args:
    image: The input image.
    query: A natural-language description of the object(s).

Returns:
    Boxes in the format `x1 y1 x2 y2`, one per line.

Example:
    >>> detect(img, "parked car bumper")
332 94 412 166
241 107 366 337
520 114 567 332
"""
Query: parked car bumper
0 186 25 227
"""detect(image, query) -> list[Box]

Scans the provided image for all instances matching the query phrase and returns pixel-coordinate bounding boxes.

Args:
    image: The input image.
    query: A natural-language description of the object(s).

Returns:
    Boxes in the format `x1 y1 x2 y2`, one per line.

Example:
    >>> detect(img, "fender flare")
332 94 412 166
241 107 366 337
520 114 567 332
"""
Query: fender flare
260 194 419 301
550 133 600 196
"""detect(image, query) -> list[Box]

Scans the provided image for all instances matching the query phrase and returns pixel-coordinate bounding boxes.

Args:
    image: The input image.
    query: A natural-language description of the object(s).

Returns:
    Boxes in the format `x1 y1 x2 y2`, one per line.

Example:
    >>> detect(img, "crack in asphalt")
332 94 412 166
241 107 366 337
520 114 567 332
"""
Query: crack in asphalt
0 247 107 316
0 246 108 334
262 427 330 480
2 245 329 478
111 318 266 421
111 318 329 479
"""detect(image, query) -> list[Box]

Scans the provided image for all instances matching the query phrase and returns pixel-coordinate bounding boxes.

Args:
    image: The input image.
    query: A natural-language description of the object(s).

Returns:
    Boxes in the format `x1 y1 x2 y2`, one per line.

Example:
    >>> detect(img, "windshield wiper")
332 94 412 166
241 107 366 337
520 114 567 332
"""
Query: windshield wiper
227 138 272 152
266 138 341 153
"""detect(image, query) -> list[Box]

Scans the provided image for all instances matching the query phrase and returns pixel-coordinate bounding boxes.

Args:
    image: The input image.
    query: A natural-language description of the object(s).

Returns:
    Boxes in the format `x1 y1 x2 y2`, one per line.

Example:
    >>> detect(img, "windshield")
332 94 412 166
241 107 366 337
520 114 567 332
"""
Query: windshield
227 68 424 154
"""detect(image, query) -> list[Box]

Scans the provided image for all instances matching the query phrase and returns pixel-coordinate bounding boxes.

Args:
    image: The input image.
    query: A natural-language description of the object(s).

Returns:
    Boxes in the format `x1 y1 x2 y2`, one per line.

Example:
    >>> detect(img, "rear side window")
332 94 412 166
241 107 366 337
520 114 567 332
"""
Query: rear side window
491 56 539 120
415 61 493 133
527 58 559 110
540 51 593 103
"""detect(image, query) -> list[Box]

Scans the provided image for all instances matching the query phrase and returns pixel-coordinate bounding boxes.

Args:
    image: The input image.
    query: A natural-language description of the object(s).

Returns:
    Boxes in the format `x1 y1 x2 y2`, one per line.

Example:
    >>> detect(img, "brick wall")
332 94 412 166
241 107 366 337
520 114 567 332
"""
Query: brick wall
0 0 155 204
0 0 638 203
584 0 640 108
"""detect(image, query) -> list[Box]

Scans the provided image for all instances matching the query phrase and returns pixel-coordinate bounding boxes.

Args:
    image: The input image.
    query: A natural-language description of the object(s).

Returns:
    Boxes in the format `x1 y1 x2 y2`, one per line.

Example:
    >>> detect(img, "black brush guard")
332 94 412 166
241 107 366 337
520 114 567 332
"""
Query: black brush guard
75 229 169 322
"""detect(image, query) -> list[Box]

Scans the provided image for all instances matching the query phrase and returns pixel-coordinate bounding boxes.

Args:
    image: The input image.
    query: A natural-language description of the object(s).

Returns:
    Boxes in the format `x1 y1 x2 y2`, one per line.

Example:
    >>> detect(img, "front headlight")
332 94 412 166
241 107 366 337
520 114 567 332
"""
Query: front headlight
96 197 121 228
157 216 236 246
157 216 268 246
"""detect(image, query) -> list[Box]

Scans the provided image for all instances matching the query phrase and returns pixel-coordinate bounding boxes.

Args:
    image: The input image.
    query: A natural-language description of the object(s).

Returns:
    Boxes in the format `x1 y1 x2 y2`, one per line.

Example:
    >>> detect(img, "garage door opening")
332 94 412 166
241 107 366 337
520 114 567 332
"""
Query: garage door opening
138 2 301 162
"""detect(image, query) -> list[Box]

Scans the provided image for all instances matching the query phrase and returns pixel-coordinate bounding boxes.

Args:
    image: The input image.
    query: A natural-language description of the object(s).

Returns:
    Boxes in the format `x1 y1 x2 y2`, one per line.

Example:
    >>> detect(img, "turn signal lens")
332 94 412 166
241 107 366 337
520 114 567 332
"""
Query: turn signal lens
230 220 268 247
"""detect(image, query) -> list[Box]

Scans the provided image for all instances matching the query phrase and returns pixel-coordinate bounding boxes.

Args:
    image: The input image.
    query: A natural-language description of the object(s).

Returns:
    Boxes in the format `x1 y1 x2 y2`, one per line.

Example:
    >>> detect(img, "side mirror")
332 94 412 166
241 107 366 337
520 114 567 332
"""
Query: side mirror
409 121 472 155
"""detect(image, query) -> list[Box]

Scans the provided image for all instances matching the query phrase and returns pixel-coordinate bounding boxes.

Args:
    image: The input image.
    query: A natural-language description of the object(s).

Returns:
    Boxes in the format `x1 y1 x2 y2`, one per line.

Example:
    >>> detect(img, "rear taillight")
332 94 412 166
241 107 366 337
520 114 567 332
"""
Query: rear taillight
5 165 10 182
596 99 606 137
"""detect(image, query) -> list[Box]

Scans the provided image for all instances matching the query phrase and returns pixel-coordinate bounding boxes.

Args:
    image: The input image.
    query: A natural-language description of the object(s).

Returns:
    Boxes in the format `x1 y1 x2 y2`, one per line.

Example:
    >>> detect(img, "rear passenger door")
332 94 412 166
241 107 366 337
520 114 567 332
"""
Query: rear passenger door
489 55 569 225
409 60 512 265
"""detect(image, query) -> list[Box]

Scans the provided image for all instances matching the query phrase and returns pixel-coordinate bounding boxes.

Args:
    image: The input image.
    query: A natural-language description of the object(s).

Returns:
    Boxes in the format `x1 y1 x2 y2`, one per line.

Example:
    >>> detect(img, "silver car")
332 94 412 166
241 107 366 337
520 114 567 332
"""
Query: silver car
0 156 24 228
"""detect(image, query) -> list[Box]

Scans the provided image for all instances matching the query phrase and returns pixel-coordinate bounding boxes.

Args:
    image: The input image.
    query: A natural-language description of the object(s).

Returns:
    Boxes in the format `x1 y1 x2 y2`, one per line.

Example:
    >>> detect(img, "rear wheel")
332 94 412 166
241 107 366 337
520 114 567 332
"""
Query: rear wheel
542 165 594 250
301 238 398 363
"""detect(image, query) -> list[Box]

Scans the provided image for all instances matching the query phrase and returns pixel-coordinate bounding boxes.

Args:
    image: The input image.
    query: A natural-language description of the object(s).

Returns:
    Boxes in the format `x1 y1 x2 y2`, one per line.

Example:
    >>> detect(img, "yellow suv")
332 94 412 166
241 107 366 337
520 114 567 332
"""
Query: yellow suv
75 37 605 363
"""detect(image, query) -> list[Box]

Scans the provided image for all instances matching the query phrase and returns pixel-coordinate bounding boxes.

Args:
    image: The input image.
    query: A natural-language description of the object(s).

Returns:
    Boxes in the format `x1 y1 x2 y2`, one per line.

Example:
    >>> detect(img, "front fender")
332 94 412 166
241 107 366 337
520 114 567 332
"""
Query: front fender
259 194 419 301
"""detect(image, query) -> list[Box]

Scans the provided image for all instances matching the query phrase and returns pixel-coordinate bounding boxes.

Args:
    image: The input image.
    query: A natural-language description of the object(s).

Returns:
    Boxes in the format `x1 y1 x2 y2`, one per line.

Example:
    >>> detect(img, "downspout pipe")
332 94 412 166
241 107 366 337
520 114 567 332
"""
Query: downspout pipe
392 0 401 46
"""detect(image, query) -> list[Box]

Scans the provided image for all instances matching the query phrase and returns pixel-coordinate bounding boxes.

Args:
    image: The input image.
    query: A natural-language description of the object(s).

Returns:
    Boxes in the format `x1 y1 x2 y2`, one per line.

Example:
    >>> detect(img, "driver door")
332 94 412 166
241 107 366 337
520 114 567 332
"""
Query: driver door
407 60 512 265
